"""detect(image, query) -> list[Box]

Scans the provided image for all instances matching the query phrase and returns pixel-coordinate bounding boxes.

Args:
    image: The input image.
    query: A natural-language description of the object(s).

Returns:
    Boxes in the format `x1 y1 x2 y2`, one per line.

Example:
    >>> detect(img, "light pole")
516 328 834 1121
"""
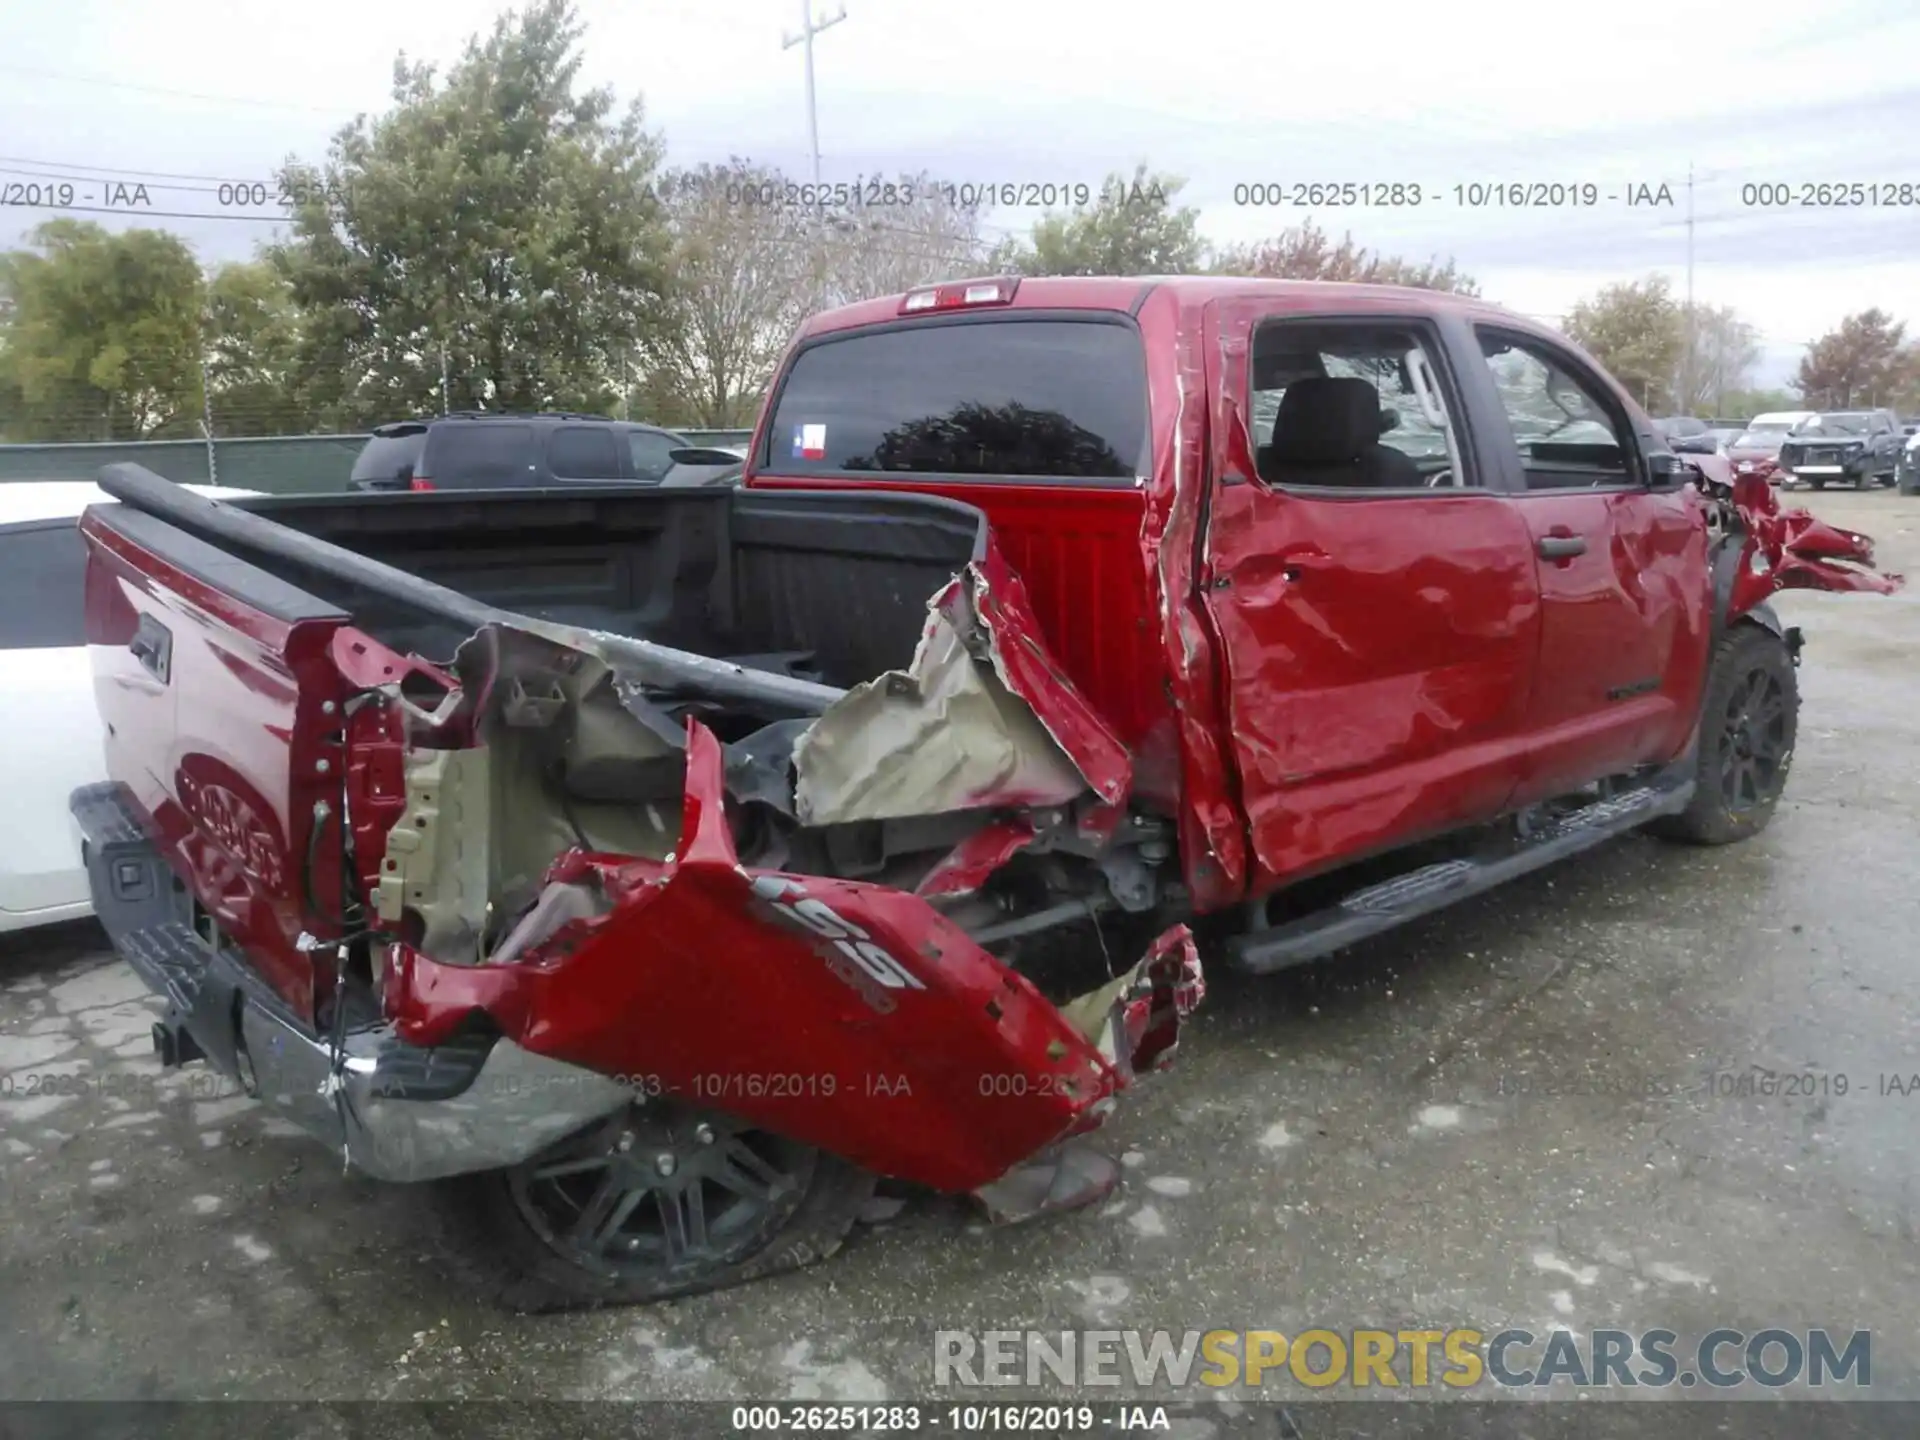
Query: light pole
782 1 846 190
1683 162 1695 413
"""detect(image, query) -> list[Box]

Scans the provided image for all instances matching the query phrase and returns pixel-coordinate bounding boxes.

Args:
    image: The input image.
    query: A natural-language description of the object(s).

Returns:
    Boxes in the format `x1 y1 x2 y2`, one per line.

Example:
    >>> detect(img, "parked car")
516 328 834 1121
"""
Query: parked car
0 480 259 934
1724 410 1817 484
69 277 1898 1310
1706 426 1745 454
349 414 744 493
1897 428 1920 494
1652 417 1718 456
1776 409 1906 489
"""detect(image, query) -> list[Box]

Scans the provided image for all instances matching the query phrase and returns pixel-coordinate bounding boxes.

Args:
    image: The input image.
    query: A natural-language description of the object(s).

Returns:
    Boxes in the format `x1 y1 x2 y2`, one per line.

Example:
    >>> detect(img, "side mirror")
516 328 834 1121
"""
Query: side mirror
1647 453 1691 488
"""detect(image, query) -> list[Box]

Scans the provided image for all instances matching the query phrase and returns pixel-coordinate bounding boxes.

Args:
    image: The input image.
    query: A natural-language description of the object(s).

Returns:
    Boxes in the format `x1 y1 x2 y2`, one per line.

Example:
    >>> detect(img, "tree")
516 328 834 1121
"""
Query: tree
636 159 817 428
266 0 671 428
204 260 316 436
990 165 1204 276
1213 220 1479 295
1671 303 1762 416
1794 309 1913 410
1720 387 1802 419
815 172 990 305
1563 275 1684 413
0 220 205 441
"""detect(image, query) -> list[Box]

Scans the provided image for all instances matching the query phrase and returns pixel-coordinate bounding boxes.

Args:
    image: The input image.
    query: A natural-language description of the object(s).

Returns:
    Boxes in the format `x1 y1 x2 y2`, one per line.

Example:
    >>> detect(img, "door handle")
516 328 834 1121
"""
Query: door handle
129 614 172 683
1537 534 1587 560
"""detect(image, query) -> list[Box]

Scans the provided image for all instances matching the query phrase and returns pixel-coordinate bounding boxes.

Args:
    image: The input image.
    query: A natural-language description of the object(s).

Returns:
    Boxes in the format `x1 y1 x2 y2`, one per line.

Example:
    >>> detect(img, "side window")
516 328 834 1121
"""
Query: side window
1477 330 1636 490
1247 320 1471 491
628 430 679 483
0 522 88 649
549 426 623 480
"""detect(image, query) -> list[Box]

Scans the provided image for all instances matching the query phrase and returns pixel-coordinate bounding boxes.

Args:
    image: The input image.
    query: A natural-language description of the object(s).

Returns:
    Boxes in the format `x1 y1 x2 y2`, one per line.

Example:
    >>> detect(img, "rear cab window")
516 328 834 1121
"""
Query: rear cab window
424 423 537 487
764 316 1148 481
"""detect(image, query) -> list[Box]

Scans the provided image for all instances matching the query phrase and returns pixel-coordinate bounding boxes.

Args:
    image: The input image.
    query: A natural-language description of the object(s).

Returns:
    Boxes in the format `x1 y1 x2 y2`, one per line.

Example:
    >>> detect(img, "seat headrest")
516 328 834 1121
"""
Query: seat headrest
1267 377 1383 466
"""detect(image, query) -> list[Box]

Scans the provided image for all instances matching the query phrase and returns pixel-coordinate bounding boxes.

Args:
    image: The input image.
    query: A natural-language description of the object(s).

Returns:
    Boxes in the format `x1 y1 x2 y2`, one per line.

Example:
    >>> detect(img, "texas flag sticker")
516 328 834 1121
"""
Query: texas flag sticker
792 423 827 460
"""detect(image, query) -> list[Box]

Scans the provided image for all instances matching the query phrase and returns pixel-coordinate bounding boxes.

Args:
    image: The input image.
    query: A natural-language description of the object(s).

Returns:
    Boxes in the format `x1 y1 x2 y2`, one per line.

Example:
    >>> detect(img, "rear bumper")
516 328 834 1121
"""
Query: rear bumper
69 781 632 1183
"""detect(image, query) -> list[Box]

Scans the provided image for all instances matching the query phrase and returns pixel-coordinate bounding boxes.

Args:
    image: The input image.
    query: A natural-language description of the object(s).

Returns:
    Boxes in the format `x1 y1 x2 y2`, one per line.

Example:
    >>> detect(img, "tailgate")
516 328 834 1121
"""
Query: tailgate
79 500 359 1018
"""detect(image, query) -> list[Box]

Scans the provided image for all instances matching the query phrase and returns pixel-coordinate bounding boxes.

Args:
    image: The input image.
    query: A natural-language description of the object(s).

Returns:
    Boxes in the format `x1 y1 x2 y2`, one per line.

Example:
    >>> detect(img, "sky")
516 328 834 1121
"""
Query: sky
1 0 1916 390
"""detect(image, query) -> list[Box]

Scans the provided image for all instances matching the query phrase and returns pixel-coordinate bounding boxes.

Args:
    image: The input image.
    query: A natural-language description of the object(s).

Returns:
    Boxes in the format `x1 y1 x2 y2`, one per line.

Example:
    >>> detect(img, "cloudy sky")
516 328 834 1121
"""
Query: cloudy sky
3 0 1916 387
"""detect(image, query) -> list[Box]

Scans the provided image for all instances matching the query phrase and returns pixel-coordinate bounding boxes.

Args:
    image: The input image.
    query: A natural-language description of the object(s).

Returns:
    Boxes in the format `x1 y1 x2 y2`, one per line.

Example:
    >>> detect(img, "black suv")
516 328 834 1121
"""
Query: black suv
348 414 742 493
1776 409 1905 490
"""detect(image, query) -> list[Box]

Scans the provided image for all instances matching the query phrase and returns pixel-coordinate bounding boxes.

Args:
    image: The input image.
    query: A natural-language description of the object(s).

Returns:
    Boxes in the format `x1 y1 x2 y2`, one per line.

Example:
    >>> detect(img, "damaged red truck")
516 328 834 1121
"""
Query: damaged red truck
70 277 1899 1310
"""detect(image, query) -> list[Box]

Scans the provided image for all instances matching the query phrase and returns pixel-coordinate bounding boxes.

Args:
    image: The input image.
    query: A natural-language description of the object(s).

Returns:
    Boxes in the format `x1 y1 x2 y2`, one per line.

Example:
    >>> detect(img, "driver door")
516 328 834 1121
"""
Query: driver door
1199 301 1543 892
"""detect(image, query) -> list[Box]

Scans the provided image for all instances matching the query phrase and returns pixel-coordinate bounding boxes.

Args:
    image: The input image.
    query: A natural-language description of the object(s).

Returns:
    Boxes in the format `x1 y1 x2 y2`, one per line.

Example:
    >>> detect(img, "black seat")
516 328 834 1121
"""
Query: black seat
1256 376 1423 489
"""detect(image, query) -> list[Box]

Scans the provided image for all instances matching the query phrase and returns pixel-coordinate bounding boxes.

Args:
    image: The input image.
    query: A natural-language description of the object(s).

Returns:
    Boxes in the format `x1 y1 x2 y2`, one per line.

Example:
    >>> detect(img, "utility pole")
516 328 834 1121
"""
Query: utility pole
782 1 846 190
1684 162 1696 413
199 347 218 484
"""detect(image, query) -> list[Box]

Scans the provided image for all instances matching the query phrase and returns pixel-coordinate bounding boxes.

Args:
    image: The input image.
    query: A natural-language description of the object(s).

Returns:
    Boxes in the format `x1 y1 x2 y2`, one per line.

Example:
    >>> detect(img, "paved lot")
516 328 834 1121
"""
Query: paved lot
2 490 1917 1421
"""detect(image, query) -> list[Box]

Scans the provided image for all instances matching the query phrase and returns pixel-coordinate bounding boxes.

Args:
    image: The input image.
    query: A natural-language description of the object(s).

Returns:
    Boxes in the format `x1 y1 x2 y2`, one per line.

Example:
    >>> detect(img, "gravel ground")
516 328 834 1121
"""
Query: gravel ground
2 488 1916 1433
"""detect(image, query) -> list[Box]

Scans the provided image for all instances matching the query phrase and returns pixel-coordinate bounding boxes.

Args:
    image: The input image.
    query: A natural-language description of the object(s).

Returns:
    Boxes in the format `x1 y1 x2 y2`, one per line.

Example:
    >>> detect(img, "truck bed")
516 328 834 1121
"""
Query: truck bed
94 479 989 693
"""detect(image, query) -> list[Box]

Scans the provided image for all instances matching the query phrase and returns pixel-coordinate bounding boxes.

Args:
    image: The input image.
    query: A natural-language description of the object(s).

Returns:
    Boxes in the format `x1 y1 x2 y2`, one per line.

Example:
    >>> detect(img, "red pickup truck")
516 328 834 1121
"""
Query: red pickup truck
70 276 1898 1311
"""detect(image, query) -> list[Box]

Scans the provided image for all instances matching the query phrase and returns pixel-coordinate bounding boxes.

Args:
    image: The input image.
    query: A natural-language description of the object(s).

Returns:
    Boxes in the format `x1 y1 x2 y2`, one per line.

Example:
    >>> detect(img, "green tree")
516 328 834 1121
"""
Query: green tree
1719 387 1802 419
1213 220 1479 295
1794 309 1912 410
1672 303 1762 416
1564 275 1684 413
0 220 205 441
267 0 671 428
990 165 1204 276
204 260 316 436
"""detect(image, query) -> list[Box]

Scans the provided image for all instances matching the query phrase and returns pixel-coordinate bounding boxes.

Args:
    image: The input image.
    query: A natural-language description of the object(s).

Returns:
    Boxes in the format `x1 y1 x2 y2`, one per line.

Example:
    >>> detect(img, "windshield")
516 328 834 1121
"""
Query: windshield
1796 414 1870 435
1743 421 1793 435
766 318 1148 479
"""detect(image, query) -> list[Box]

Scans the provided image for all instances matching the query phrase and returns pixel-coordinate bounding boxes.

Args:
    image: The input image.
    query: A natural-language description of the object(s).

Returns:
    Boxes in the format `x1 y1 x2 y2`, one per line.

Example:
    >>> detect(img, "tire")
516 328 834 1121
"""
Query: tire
428 1101 876 1313
1647 624 1799 846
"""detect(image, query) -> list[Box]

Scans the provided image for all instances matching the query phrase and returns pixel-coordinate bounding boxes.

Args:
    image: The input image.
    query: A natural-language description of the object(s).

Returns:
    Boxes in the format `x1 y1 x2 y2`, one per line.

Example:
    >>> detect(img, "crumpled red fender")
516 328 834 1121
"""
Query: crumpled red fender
1724 473 1904 616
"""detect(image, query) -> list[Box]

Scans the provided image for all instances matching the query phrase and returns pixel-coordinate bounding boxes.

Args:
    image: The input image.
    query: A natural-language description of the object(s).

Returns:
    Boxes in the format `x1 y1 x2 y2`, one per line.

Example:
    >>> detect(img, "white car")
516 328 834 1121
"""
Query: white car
0 479 260 933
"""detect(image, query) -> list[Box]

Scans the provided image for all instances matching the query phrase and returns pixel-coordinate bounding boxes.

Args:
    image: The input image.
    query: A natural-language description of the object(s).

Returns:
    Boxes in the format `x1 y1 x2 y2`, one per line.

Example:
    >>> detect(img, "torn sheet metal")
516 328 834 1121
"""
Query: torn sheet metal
915 816 1039 899
792 556 1132 827
380 720 1196 1196
435 542 1131 834
1726 473 1905 615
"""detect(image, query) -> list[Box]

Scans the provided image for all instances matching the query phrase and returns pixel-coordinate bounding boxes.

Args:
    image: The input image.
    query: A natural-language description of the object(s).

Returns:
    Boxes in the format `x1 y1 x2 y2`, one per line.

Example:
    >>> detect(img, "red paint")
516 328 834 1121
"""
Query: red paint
1504 488 1712 806
916 818 1037 899
1727 474 1904 610
80 509 347 1021
748 277 1901 911
962 546 1132 807
383 721 1195 1193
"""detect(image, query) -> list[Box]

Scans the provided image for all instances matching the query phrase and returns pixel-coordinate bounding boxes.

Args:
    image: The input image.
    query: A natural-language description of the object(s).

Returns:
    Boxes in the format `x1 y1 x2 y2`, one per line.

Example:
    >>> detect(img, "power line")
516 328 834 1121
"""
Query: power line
0 155 271 185
0 203 288 224
0 64 347 115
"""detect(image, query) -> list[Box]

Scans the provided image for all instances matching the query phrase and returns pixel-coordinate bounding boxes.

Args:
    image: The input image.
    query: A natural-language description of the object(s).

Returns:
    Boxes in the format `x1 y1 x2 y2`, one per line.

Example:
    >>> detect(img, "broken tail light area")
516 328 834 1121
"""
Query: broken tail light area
899 276 1020 315
380 720 1202 1196
1725 474 1905 615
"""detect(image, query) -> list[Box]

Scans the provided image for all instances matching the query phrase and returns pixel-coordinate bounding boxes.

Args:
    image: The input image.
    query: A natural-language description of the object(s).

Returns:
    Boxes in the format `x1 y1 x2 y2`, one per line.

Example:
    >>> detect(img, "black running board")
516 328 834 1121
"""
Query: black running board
1227 772 1695 974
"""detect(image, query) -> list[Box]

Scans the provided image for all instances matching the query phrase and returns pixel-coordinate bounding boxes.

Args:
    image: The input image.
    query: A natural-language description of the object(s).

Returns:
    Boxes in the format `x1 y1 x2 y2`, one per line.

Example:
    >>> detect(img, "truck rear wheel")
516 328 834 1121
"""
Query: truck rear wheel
429 1101 875 1312
1647 624 1799 846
